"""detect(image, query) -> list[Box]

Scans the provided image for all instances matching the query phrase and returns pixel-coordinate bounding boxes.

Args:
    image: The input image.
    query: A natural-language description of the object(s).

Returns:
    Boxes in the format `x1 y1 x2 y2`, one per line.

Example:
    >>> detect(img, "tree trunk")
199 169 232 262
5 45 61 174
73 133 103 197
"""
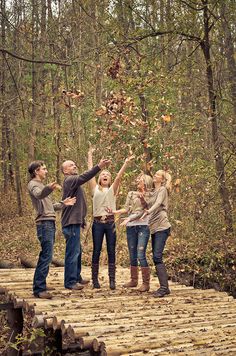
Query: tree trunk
12 129 23 216
28 0 38 161
166 0 172 70
201 0 233 233
47 0 62 183
1 0 8 191
139 93 152 174
91 2 103 109
51 63 61 184
219 2 236 144
38 0 47 128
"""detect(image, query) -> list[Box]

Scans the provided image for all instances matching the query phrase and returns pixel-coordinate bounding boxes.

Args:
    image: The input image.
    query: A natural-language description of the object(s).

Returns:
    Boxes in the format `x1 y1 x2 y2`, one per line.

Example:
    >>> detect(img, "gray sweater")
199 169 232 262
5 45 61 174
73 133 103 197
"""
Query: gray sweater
61 165 101 228
148 186 171 234
28 180 63 223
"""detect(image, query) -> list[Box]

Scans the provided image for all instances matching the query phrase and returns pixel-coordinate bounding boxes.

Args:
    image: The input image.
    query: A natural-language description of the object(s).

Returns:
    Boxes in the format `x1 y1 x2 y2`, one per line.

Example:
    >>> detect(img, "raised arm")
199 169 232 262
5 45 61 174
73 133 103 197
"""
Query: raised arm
112 155 134 195
65 159 111 197
28 181 60 200
87 145 97 194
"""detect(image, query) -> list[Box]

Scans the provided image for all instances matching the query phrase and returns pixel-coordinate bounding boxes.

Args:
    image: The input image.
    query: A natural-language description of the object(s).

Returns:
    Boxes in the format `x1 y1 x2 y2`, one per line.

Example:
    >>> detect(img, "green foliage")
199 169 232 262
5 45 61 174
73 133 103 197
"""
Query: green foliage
8 328 46 353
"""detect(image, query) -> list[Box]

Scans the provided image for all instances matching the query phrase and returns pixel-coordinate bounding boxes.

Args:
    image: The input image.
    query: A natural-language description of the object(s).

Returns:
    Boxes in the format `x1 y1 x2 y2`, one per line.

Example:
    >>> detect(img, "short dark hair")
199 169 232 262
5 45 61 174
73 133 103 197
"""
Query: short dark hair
28 161 45 179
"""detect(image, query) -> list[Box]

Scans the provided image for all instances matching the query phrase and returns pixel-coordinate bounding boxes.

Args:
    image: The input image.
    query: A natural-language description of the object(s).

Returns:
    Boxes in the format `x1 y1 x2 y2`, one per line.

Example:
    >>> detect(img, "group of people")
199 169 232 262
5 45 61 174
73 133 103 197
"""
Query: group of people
28 148 172 300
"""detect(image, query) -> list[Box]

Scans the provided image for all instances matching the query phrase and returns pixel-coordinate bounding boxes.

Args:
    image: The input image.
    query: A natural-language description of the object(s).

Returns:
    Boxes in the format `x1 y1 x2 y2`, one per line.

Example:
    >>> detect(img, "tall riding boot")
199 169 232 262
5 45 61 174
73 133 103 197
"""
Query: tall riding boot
108 263 116 290
154 263 170 297
92 264 100 289
123 266 138 288
138 266 150 292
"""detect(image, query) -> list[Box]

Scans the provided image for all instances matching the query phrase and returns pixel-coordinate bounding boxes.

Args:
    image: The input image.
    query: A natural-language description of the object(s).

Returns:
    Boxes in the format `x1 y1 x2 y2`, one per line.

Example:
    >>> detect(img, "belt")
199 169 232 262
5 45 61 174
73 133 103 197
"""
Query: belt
36 219 55 225
94 215 115 223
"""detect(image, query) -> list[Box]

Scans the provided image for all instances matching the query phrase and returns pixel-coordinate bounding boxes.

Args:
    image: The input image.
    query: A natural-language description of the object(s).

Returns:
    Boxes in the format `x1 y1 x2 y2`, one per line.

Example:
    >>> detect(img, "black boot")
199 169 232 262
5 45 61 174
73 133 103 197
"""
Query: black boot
92 264 100 289
108 263 116 290
153 263 170 298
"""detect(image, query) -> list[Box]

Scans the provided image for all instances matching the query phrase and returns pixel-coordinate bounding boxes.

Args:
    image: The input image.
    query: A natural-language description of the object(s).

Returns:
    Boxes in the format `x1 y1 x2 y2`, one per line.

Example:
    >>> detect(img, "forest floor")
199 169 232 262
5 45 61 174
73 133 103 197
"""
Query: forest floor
0 199 235 353
1 266 236 355
0 198 235 298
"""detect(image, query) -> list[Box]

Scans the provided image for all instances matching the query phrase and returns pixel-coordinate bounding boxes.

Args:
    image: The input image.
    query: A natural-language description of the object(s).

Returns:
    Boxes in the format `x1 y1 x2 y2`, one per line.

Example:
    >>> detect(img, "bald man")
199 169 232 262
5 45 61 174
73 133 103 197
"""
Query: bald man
61 158 110 290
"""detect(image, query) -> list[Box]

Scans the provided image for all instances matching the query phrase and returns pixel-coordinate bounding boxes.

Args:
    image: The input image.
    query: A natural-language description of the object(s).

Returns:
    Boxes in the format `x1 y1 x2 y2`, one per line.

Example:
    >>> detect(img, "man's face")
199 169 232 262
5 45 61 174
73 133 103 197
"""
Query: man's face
63 161 78 175
35 165 48 181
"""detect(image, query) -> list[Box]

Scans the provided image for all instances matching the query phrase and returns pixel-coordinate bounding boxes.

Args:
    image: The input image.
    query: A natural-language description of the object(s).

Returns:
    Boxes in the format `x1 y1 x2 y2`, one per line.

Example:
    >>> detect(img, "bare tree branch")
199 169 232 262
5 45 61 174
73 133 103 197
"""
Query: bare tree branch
0 48 71 66
127 30 202 46
178 0 205 11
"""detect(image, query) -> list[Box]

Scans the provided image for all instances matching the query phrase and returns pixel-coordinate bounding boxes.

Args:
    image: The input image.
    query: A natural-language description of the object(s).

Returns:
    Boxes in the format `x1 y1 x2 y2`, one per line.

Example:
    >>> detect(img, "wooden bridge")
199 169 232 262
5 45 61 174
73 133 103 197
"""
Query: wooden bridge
1 266 236 355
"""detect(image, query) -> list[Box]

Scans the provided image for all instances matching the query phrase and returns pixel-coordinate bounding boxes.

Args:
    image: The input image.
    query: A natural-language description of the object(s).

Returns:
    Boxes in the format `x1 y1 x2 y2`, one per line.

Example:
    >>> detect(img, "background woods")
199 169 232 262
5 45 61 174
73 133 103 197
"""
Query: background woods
0 0 235 293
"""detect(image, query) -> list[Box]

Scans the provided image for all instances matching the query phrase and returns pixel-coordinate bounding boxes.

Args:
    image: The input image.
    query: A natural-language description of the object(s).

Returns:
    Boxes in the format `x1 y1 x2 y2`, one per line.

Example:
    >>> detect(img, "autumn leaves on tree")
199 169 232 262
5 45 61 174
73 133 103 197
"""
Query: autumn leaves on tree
0 1 235 248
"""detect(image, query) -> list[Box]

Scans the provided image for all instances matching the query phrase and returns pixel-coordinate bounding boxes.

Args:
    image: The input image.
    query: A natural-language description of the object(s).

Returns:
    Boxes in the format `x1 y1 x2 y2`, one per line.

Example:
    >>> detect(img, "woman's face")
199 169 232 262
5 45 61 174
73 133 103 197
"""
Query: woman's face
99 170 111 187
153 171 164 184
136 176 145 191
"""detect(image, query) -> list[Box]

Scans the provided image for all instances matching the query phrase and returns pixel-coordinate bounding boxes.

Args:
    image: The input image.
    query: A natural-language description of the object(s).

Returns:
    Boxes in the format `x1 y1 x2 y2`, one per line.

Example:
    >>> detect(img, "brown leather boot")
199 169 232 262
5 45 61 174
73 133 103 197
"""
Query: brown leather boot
138 266 150 292
123 266 138 288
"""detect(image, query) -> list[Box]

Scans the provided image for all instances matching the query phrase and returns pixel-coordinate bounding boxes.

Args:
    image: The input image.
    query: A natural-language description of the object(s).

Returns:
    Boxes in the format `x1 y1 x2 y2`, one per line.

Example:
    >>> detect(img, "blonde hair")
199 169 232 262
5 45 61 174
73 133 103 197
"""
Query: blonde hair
138 173 154 191
98 170 112 190
156 170 172 193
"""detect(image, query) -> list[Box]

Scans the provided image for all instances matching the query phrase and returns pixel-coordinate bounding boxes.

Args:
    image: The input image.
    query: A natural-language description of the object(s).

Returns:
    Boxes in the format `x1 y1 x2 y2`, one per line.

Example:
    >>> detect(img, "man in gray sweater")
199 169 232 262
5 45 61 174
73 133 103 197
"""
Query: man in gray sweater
61 158 110 290
28 161 76 299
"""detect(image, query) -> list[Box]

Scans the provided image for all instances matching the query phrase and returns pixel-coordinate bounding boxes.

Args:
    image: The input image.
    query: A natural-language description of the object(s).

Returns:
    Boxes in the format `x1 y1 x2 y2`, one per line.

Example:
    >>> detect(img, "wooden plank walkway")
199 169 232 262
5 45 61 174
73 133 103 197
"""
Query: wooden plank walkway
1 266 236 355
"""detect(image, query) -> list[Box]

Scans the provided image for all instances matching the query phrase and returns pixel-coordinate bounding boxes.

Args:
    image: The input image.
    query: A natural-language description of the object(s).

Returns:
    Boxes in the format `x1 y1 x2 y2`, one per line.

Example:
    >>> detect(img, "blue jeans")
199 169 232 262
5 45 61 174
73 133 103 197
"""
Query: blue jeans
126 225 150 267
151 228 171 265
62 224 82 288
92 221 116 264
33 220 55 295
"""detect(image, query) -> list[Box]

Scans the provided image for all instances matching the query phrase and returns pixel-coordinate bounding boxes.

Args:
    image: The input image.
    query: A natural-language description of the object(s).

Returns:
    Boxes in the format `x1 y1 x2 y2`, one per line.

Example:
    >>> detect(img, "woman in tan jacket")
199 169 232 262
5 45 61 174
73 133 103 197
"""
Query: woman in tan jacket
142 170 172 297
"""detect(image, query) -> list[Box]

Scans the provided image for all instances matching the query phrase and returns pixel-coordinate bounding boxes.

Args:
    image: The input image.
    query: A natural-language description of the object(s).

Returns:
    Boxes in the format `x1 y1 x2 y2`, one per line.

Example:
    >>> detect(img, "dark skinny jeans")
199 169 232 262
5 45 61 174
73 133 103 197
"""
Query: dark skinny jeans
92 221 116 265
33 220 55 295
151 228 171 265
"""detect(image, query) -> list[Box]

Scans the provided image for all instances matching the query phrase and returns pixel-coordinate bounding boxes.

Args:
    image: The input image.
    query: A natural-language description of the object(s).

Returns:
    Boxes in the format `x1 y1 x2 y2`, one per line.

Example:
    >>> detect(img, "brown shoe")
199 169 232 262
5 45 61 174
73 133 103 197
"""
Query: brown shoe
69 283 84 290
34 291 52 299
138 267 150 292
78 277 90 285
123 266 138 288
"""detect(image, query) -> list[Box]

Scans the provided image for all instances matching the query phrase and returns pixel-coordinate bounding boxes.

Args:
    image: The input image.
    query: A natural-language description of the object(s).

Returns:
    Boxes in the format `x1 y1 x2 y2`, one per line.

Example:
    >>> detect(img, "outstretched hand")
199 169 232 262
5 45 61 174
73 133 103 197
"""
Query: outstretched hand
98 159 111 169
49 181 62 190
63 197 76 206
125 155 135 164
